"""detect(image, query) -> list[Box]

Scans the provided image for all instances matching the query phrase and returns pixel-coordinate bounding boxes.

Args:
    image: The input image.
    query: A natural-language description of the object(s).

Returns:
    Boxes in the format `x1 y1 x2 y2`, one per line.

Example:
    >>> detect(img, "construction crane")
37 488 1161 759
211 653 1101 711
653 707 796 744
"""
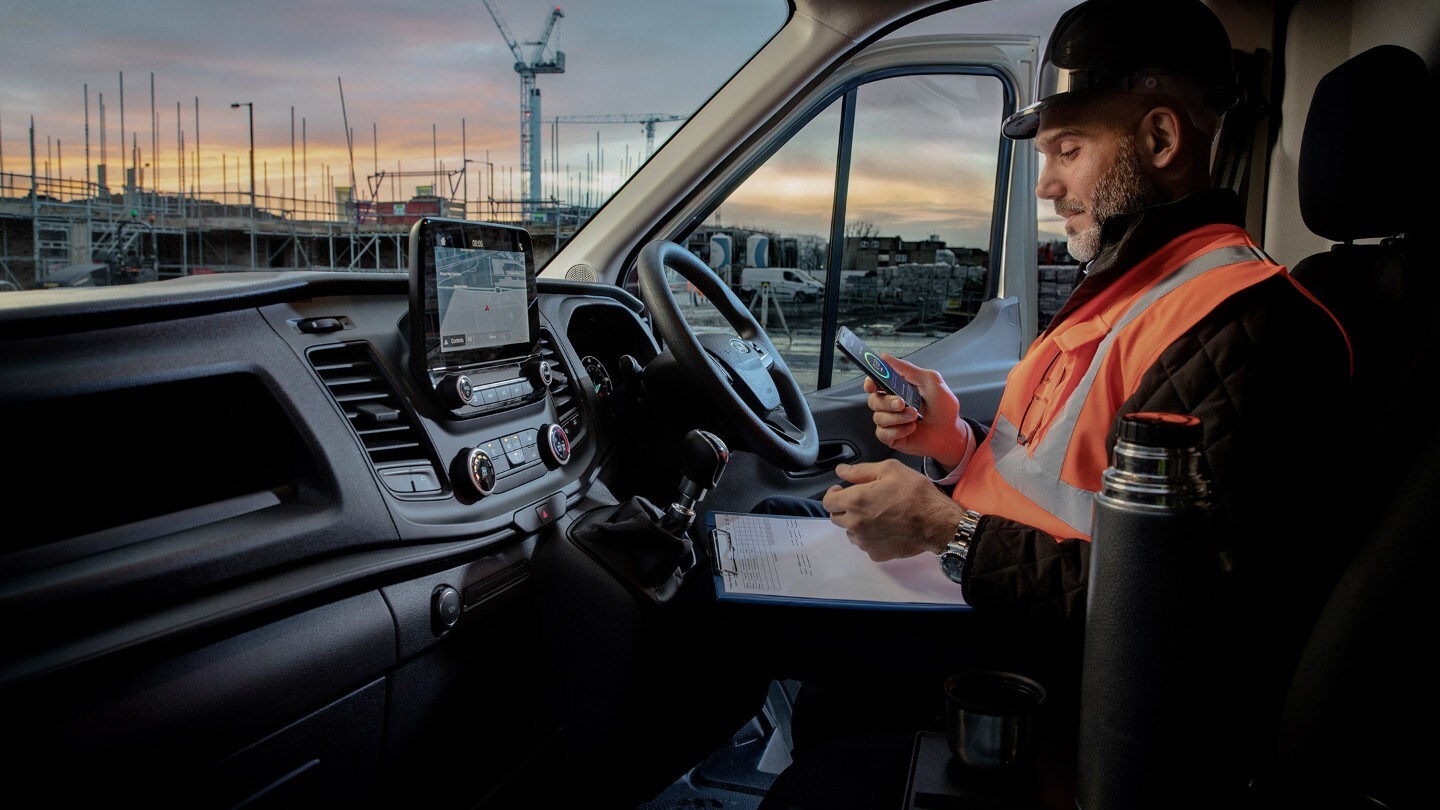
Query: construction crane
547 113 689 160
482 0 565 223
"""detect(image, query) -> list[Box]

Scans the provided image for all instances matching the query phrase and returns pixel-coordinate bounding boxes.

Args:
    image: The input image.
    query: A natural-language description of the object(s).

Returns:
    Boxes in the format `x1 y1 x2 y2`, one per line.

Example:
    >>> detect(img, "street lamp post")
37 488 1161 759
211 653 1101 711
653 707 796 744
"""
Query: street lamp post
231 101 256 270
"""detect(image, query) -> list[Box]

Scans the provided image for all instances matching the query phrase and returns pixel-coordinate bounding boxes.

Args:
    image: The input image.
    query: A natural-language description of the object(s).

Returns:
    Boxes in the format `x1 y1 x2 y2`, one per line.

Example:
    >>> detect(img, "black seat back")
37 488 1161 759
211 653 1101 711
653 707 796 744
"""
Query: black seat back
1290 44 1432 432
1261 44 1438 810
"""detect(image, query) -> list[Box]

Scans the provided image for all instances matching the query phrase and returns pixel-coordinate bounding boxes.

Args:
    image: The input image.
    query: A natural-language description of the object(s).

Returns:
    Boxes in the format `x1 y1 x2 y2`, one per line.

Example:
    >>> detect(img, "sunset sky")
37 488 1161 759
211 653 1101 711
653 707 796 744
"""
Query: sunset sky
0 0 1075 248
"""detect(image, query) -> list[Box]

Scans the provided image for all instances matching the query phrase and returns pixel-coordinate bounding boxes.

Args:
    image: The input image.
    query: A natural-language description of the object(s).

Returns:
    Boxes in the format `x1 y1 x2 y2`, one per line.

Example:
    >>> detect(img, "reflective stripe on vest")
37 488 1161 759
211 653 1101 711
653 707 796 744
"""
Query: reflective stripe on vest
968 239 1278 538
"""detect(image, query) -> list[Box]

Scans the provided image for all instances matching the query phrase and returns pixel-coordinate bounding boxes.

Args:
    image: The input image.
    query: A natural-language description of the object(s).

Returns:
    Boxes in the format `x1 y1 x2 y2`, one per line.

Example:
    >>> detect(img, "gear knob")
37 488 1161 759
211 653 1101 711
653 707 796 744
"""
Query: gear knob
660 429 729 536
680 429 729 495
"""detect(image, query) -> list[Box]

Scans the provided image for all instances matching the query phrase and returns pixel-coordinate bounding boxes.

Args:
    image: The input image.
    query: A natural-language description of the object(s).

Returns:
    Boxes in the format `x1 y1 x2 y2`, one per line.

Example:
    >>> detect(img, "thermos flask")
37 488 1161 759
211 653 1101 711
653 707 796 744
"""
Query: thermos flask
1077 411 1218 810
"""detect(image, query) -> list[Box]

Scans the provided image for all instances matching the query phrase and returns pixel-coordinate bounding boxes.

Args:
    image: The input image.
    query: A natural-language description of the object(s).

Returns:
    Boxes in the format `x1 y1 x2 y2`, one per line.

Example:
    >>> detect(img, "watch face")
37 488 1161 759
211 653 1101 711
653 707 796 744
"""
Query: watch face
940 551 966 584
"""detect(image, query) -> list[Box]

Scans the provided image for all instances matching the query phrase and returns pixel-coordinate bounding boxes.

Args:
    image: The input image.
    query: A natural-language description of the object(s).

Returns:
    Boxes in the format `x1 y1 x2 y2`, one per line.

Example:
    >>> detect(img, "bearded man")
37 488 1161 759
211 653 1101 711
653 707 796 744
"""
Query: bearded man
744 0 1354 791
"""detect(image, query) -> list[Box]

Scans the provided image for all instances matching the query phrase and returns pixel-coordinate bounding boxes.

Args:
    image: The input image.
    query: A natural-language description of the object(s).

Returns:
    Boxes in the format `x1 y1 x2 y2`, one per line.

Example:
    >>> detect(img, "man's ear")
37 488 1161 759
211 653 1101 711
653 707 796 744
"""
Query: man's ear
1138 107 1184 170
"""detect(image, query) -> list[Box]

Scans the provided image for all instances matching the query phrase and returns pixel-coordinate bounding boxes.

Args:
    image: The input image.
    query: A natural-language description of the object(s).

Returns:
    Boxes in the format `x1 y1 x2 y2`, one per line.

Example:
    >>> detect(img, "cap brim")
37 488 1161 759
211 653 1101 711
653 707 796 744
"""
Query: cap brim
1002 99 1047 140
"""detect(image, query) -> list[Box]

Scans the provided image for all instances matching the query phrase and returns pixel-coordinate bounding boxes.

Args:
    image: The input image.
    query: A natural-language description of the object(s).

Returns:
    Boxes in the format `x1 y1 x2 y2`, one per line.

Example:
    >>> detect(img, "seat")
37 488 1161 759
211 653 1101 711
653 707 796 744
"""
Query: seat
1288 44 1432 448
1250 43 1437 810
1256 328 1440 809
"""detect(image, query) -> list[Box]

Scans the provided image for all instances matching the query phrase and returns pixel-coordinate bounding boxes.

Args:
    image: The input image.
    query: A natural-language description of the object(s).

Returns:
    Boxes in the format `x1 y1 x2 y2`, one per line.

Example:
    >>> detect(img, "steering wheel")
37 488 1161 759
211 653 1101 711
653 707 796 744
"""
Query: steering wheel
635 240 819 472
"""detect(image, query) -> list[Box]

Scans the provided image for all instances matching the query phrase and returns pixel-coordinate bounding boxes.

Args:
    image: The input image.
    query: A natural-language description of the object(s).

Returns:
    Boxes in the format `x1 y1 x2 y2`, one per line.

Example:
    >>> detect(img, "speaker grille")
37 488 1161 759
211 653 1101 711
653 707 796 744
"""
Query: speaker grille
565 263 597 282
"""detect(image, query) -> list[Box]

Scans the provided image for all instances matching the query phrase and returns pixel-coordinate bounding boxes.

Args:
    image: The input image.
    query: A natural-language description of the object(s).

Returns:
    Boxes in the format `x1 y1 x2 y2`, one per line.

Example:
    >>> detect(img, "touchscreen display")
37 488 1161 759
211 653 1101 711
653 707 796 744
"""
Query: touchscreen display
409 217 538 379
435 244 530 354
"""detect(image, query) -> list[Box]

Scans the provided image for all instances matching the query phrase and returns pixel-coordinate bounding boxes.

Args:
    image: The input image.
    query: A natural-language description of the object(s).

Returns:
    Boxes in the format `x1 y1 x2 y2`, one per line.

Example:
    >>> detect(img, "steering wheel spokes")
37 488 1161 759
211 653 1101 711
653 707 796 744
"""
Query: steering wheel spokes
635 240 819 471
762 408 807 444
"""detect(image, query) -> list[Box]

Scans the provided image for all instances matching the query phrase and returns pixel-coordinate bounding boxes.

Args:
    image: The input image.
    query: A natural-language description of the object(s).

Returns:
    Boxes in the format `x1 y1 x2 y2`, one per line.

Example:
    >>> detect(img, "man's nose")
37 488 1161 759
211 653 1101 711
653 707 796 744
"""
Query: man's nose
1036 157 1062 201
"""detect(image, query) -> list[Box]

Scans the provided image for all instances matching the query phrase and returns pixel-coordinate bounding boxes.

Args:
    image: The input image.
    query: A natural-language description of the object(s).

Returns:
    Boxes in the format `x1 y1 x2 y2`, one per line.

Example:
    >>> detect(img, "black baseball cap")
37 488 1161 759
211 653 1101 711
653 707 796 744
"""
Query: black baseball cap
1002 0 1243 140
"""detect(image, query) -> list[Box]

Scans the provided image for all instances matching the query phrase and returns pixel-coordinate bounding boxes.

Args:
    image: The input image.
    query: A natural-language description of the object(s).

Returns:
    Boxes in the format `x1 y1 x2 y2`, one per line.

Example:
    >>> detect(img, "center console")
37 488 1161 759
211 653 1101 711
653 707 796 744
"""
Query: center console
407 216 573 502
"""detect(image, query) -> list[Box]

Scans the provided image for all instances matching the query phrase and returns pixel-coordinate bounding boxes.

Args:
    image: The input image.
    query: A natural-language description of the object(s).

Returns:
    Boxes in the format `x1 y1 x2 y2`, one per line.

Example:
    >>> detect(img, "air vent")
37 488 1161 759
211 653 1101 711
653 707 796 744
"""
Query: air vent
307 342 433 468
537 329 585 443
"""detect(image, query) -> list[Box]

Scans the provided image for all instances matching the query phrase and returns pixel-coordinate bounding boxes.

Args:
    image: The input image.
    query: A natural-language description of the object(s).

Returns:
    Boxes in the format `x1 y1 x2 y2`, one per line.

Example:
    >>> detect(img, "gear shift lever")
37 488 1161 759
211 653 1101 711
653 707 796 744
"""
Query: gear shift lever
659 429 729 536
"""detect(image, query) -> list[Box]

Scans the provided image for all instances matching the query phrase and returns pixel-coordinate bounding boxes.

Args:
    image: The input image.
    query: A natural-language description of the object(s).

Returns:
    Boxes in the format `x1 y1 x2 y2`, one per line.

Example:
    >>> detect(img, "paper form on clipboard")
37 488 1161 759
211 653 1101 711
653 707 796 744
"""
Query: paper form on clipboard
707 511 970 611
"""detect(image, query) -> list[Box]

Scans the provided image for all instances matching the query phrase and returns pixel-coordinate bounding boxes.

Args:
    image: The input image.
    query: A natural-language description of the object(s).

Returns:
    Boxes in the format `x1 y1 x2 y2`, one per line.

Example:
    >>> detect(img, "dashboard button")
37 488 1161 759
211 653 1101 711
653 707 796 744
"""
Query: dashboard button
379 465 443 494
433 585 461 633
508 448 527 466
523 444 540 463
481 440 508 471
481 386 500 405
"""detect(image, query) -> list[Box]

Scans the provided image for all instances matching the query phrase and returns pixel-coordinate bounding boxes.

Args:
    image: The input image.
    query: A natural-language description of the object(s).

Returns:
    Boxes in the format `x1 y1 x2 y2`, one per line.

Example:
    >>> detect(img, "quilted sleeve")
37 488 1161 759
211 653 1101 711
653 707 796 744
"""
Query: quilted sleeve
962 514 1090 625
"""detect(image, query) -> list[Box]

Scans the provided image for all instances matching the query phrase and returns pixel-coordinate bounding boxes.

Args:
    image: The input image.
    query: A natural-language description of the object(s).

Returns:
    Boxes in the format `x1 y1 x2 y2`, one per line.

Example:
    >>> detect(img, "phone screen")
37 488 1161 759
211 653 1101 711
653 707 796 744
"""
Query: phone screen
835 326 924 417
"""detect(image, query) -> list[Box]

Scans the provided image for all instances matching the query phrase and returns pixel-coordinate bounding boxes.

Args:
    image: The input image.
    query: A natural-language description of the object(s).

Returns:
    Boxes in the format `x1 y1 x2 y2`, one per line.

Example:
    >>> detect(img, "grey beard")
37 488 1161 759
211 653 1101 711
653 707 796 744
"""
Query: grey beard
1063 135 1168 264
1067 222 1103 263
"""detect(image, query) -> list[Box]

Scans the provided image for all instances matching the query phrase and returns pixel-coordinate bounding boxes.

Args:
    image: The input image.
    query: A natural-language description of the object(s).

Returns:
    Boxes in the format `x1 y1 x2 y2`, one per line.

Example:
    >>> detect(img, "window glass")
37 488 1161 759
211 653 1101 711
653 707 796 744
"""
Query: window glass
678 72 1004 393
830 73 1002 389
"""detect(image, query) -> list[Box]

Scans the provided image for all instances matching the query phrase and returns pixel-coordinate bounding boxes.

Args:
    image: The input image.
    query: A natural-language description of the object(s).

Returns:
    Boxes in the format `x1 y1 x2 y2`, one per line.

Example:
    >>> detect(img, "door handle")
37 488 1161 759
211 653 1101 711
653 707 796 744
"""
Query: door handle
787 441 860 478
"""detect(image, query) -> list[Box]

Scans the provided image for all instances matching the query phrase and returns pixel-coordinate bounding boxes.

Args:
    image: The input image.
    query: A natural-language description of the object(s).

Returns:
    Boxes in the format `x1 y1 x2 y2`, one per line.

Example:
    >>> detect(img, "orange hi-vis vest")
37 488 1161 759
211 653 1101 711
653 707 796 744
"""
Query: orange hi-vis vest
954 224 1313 541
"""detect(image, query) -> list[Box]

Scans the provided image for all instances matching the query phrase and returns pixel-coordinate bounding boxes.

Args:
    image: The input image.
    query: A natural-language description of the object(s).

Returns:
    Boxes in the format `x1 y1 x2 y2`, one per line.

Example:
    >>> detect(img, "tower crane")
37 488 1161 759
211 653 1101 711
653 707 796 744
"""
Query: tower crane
547 113 689 160
482 0 564 223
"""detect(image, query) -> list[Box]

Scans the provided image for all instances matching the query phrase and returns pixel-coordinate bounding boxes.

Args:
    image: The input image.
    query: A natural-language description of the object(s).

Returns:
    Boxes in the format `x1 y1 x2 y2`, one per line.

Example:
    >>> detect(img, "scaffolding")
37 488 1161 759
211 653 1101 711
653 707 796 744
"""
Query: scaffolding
0 168 590 290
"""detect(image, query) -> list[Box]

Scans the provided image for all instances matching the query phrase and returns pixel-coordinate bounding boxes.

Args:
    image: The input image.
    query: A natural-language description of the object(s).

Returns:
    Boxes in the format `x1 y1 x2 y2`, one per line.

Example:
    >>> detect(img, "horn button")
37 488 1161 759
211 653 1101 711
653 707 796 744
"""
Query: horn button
697 332 781 413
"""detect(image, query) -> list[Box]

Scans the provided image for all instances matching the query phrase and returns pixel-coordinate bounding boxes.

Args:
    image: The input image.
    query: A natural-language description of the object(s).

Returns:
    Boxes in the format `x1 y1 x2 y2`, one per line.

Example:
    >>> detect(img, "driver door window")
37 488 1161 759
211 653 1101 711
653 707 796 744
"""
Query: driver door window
677 71 1005 392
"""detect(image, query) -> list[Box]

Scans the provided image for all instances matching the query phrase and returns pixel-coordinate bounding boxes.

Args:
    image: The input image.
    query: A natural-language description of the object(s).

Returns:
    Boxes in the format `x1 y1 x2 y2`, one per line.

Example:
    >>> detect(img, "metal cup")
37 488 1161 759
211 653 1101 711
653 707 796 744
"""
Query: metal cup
944 670 1047 772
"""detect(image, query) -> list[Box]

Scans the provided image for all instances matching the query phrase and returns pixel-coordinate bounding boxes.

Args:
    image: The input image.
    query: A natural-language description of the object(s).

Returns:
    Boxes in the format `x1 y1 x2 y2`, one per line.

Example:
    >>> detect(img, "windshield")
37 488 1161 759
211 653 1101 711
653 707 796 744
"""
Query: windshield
0 0 788 290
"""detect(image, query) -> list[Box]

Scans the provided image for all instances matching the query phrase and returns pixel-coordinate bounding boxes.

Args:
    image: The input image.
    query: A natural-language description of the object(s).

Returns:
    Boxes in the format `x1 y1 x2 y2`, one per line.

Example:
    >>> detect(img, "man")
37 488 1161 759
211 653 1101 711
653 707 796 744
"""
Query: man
767 0 1352 793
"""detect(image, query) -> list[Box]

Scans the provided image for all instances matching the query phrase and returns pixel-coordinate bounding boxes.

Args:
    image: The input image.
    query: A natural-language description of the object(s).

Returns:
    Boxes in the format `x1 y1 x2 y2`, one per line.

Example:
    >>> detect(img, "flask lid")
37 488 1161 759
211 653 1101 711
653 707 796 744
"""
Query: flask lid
1119 411 1202 448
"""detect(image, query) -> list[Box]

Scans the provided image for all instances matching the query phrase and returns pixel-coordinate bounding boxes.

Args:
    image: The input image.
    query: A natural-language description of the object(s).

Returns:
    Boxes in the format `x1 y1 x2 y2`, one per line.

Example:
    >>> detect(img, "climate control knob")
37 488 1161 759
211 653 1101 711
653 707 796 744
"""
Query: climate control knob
450 447 497 500
539 423 571 468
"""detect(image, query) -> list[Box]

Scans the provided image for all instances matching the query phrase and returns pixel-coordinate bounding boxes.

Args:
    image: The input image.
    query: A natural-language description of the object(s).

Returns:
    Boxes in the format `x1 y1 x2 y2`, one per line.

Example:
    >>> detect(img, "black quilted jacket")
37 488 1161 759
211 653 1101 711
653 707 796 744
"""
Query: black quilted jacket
960 190 1352 659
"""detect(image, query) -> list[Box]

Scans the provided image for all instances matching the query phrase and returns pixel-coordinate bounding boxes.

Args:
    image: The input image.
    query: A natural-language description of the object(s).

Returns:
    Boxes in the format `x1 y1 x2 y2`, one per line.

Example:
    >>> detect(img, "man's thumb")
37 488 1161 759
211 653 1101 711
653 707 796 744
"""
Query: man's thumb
834 461 879 484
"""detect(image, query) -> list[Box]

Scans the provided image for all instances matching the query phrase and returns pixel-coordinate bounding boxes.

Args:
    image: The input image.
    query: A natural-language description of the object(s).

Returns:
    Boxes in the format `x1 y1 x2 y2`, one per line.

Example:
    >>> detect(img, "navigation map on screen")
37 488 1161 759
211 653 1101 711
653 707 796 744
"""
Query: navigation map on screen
435 246 530 353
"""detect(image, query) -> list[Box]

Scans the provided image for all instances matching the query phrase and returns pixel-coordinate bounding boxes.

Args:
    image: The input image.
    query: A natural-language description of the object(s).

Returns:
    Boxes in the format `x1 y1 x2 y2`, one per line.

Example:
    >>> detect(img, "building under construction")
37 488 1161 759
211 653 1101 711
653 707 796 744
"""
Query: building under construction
0 161 599 291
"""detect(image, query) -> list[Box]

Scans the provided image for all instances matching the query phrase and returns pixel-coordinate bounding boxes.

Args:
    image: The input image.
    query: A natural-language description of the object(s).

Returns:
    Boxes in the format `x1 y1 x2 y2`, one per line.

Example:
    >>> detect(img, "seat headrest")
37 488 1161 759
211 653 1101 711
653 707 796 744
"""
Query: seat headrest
1298 44 1429 243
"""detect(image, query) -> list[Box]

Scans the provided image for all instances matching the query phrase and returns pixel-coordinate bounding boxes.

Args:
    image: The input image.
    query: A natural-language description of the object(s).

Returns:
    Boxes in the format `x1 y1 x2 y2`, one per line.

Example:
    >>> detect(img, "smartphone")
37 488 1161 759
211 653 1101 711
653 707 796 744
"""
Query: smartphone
835 325 924 418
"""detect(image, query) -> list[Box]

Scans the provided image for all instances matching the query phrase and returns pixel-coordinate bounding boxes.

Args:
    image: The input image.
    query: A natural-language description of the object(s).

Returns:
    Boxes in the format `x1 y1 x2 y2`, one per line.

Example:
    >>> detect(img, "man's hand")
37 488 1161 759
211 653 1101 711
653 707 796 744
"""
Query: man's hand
865 354 967 468
822 459 965 562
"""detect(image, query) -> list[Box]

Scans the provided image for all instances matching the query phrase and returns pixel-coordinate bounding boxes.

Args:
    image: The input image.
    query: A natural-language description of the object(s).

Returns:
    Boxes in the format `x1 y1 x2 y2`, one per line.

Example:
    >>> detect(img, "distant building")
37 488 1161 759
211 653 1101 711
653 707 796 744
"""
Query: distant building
843 234 987 271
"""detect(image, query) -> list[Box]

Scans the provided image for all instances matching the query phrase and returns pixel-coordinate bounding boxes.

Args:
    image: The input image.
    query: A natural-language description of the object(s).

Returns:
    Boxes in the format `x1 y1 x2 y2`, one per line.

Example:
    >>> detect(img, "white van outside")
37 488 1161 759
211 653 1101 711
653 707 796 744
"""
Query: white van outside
740 267 826 303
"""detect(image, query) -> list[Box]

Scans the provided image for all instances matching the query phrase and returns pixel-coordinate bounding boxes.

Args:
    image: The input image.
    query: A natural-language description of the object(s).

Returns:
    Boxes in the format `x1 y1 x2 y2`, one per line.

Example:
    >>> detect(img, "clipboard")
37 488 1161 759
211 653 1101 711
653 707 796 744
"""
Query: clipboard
707 511 970 611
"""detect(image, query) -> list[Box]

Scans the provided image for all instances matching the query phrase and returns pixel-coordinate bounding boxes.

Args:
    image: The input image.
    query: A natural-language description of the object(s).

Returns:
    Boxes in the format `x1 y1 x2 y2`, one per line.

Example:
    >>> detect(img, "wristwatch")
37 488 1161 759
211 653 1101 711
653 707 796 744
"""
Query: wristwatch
939 508 982 585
